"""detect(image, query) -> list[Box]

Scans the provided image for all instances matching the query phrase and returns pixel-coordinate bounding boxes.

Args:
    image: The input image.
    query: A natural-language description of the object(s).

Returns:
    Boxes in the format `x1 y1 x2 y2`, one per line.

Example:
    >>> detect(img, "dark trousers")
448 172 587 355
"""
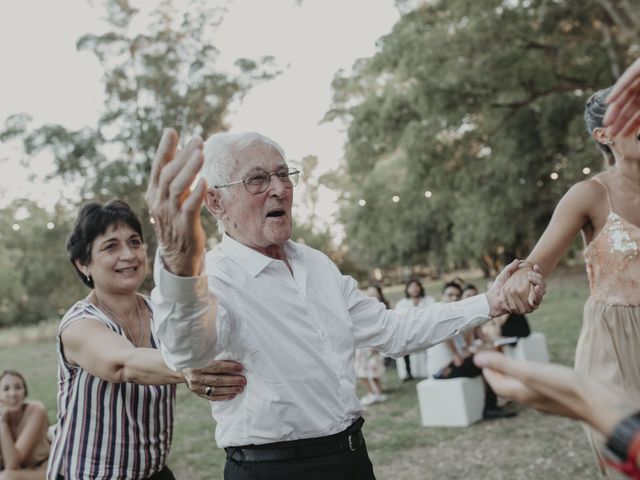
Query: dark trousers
223 420 376 480
434 355 498 410
403 355 413 378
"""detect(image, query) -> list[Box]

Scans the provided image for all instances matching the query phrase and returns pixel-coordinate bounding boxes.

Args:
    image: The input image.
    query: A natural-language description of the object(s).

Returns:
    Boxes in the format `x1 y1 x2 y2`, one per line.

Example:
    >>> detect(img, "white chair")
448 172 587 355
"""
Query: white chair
504 332 550 363
416 377 485 427
395 351 430 380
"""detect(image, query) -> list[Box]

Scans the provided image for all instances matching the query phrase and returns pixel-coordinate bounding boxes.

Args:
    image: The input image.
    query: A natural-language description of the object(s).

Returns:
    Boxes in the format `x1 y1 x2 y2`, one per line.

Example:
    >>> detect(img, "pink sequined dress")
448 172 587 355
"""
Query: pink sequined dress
575 178 640 475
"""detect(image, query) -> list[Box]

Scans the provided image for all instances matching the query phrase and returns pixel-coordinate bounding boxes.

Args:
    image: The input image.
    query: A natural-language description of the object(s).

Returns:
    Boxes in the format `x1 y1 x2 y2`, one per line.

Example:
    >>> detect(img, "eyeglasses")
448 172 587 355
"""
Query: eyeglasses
213 167 300 195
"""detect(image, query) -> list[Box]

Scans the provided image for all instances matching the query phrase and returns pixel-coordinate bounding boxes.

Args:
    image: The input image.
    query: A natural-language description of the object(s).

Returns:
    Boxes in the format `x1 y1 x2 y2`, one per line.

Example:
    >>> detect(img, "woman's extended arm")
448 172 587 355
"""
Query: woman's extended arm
501 180 601 311
0 402 48 469
61 318 184 385
60 317 246 400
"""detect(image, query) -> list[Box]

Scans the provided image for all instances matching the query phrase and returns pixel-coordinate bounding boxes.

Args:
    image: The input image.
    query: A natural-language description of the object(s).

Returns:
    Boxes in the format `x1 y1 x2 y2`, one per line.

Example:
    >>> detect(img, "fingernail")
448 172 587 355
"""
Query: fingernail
235 364 243 372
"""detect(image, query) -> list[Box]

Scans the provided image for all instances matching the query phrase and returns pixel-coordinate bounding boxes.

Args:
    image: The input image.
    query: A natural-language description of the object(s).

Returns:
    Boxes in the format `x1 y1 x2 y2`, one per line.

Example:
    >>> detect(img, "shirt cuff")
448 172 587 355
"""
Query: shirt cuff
458 294 491 319
154 250 209 303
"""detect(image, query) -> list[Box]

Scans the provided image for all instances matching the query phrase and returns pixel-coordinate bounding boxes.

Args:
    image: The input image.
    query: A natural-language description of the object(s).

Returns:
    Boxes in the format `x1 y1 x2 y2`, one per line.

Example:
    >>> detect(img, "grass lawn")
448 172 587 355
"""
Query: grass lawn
1 269 601 479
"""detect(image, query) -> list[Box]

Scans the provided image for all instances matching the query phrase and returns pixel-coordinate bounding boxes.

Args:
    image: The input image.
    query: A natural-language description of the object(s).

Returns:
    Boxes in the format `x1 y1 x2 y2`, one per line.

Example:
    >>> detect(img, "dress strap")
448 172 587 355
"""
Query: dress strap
591 177 613 213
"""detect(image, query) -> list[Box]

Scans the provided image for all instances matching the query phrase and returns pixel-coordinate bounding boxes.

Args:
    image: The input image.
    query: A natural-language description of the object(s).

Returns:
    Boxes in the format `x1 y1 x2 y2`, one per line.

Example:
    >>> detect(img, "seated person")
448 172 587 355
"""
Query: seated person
434 283 517 419
0 370 50 479
463 283 530 351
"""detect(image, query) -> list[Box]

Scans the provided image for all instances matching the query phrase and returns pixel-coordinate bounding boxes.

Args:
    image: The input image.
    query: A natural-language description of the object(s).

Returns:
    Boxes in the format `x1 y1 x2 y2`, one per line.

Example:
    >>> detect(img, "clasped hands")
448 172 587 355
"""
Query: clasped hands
486 260 546 317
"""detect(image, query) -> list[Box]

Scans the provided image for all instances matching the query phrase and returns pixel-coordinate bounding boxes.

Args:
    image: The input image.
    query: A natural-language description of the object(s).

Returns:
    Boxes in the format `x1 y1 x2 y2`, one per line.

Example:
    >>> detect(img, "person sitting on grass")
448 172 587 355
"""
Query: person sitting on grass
0 370 50 480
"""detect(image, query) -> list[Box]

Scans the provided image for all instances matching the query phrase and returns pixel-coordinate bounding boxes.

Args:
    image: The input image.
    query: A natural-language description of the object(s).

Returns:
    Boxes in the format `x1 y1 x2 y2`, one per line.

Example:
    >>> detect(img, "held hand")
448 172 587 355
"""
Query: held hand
182 360 247 401
604 57 640 137
145 129 207 277
501 266 533 314
474 352 633 437
486 260 521 316
527 265 546 308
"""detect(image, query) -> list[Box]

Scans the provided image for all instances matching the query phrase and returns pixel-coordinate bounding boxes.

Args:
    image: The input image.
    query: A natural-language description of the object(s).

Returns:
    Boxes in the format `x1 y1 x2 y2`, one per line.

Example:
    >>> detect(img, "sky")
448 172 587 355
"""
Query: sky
0 0 400 232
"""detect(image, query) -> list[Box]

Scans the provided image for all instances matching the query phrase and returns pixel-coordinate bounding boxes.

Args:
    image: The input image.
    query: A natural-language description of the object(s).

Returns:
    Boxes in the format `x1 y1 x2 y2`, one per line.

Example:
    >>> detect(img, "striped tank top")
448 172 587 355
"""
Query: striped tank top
47 297 176 480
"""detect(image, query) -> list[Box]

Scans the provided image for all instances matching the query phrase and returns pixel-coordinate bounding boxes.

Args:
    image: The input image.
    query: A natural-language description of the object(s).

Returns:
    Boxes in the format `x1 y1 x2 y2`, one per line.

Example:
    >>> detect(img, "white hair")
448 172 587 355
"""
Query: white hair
202 132 286 234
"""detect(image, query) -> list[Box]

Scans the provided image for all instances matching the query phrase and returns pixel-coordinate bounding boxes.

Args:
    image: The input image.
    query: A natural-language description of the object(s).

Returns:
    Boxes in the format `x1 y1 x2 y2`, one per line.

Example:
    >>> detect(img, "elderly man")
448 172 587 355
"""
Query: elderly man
146 129 545 480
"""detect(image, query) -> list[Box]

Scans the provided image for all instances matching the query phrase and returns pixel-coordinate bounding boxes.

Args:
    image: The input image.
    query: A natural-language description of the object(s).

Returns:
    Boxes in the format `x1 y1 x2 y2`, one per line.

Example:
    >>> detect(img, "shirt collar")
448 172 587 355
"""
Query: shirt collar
220 234 297 277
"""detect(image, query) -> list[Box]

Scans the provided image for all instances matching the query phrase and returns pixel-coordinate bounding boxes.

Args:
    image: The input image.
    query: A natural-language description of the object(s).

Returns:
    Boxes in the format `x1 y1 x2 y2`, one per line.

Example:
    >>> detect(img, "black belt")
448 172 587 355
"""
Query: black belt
225 418 365 463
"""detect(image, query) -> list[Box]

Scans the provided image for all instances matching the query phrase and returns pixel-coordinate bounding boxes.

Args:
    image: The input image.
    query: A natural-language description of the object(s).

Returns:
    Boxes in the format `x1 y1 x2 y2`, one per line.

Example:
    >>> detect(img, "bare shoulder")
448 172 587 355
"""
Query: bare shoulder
24 401 48 421
566 176 606 197
562 178 607 209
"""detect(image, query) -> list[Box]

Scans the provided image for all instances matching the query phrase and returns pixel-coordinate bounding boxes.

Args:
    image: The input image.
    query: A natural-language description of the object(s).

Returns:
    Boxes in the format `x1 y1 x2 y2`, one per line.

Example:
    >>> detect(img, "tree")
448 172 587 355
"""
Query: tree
2 0 278 253
327 0 638 275
0 200 81 326
0 0 279 325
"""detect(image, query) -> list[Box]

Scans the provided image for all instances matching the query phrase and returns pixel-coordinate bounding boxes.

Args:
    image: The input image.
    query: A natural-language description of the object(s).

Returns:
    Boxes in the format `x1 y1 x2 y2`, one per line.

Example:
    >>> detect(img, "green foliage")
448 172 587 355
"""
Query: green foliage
2 0 278 255
0 200 84 326
0 0 279 325
328 0 639 274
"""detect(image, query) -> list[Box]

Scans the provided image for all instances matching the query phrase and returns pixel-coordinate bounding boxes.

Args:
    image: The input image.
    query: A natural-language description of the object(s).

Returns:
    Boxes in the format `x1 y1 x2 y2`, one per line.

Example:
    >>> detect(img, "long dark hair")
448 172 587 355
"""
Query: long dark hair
368 284 390 309
404 279 425 299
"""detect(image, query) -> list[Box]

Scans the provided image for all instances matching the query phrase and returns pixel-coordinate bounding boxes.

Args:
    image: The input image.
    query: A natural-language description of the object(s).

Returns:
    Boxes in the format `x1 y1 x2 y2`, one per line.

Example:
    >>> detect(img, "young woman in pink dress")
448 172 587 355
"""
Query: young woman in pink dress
503 73 640 475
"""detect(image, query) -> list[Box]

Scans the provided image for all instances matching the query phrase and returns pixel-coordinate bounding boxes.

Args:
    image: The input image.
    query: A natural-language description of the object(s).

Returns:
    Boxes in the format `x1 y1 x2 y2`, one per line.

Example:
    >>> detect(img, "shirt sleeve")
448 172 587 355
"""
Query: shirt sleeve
150 251 233 370
342 275 491 358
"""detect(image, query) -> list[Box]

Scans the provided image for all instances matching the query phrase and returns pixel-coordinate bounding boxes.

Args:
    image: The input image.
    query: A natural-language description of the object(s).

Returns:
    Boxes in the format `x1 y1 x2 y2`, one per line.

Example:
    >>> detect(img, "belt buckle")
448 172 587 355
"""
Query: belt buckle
348 434 356 451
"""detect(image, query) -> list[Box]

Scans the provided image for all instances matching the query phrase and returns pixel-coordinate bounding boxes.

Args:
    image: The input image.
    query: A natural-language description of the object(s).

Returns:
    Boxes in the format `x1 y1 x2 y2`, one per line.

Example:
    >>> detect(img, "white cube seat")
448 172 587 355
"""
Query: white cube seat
504 332 550 363
416 377 484 427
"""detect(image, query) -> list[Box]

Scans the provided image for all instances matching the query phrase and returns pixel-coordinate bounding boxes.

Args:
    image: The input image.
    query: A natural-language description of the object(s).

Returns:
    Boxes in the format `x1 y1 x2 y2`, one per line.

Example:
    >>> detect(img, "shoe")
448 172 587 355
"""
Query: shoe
482 407 517 420
360 394 376 406
373 394 388 403
360 393 387 406
403 375 415 382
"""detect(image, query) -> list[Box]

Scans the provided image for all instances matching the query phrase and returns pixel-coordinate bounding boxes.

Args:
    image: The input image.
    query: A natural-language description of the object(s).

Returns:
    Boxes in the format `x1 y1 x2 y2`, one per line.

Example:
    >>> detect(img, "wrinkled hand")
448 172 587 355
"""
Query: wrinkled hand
604 57 640 137
474 352 634 437
486 261 546 316
145 129 207 277
501 264 546 314
182 360 246 401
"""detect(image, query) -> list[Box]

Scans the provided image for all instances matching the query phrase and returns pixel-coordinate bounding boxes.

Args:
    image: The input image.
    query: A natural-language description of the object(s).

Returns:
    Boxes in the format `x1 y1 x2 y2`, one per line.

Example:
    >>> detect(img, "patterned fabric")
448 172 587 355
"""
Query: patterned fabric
47 297 176 480
583 181 640 305
354 348 385 379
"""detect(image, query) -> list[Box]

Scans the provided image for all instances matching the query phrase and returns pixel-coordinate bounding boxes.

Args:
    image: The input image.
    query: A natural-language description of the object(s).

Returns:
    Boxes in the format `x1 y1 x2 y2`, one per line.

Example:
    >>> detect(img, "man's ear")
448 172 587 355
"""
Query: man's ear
205 188 225 219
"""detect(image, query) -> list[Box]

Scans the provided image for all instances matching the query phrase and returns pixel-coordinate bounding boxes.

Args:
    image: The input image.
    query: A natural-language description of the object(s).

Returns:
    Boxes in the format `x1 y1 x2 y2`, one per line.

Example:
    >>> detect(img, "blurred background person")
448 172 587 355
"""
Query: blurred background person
354 285 389 406
433 282 517 419
394 279 435 380
0 370 50 479
48 200 246 480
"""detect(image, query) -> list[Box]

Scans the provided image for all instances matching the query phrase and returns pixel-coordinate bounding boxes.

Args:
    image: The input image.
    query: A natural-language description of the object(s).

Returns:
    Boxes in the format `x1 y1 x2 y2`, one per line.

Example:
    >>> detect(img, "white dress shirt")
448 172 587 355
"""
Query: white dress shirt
151 235 491 447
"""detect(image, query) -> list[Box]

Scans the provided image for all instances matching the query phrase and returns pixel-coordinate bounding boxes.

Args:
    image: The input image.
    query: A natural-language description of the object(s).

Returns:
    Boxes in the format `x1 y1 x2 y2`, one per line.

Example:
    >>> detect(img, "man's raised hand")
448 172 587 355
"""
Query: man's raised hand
146 129 207 277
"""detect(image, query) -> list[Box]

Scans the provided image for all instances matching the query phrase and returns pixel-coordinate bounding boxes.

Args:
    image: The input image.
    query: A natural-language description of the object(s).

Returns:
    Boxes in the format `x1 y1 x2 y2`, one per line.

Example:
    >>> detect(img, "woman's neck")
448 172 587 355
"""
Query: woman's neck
613 159 640 183
92 289 139 320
